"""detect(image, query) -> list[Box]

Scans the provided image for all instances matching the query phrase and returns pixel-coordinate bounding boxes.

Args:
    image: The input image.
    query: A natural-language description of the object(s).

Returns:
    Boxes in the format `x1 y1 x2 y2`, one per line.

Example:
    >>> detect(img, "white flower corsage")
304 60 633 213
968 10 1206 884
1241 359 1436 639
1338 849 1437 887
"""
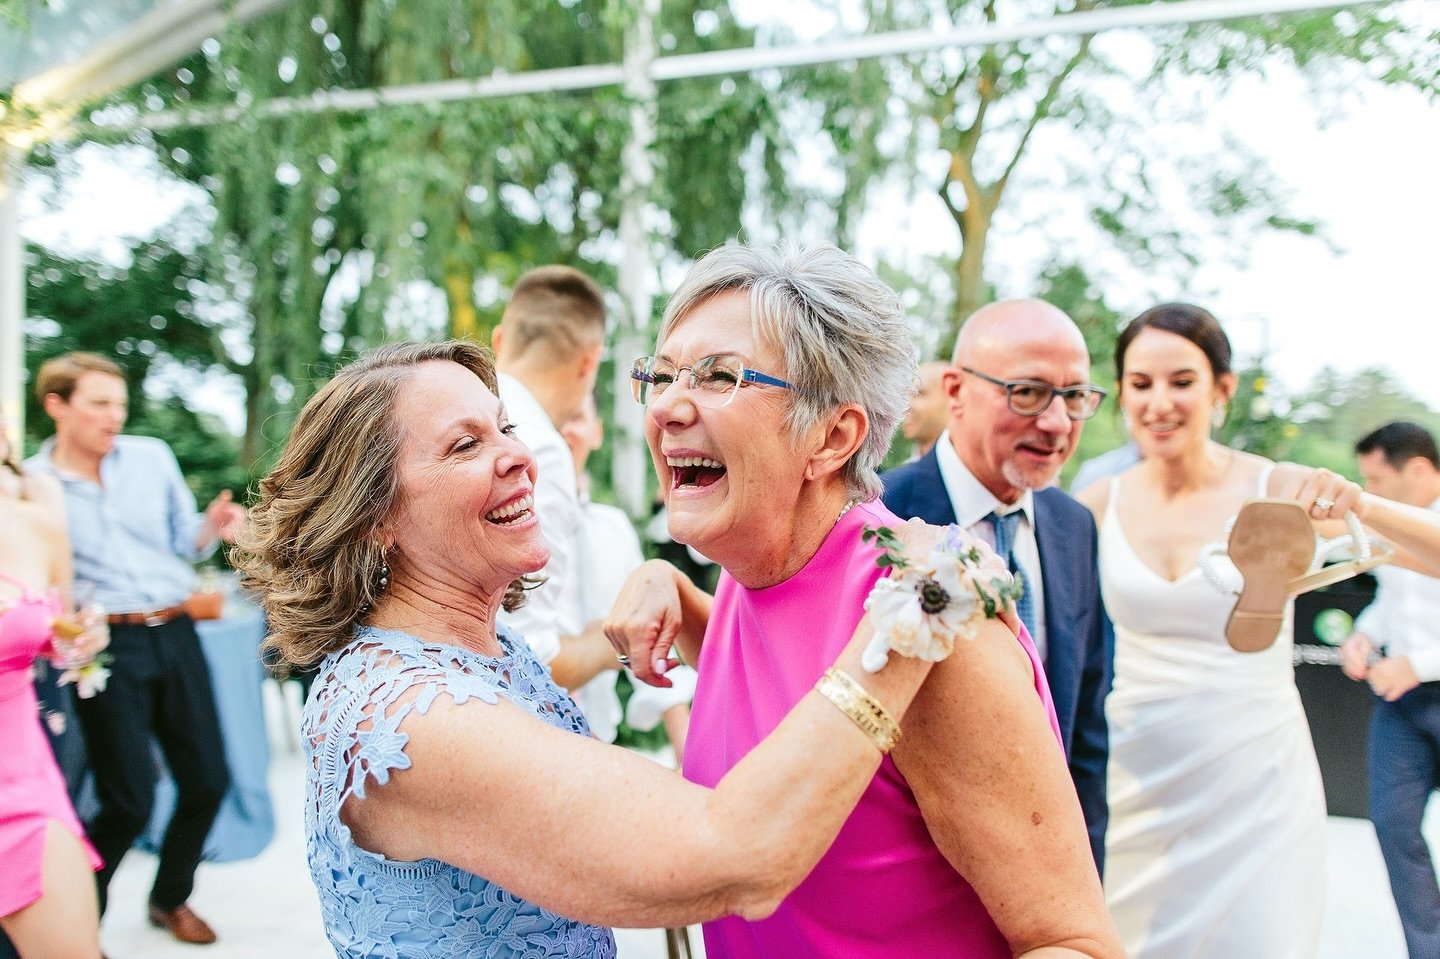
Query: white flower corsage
57 657 112 699
49 615 111 699
859 524 1023 673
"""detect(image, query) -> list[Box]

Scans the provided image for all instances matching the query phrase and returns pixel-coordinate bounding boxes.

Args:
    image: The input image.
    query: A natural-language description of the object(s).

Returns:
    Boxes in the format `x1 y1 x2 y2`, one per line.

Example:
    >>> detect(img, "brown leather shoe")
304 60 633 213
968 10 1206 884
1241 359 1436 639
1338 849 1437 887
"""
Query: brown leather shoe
147 902 218 945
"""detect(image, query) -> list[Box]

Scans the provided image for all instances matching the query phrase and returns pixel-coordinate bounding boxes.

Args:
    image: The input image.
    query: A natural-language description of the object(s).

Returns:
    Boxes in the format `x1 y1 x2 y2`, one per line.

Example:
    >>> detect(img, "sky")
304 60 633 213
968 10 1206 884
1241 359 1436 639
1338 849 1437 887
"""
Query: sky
16 1 1440 425
832 26 1440 408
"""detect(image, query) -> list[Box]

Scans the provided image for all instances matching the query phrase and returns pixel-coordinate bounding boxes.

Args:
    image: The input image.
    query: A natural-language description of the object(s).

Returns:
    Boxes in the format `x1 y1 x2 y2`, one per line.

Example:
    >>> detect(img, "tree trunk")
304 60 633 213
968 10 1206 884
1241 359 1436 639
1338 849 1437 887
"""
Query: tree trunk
949 201 993 343
445 267 480 341
444 217 480 341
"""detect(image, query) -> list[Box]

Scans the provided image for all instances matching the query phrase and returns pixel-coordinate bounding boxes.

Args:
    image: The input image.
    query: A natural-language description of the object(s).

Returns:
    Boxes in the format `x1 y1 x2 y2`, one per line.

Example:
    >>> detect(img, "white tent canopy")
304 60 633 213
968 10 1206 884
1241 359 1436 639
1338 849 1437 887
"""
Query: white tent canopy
1 0 291 440
2 0 180 91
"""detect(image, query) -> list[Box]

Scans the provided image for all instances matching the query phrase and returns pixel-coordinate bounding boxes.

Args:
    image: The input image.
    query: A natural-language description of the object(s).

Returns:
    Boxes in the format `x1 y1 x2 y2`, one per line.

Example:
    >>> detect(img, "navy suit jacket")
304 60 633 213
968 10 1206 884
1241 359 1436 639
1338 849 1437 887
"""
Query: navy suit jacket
881 449 1114 874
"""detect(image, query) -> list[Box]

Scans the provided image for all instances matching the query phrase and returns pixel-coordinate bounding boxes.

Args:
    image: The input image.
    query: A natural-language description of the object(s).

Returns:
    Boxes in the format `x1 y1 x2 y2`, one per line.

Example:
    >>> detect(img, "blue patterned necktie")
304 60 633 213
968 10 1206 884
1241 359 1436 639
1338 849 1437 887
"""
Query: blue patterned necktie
987 509 1038 641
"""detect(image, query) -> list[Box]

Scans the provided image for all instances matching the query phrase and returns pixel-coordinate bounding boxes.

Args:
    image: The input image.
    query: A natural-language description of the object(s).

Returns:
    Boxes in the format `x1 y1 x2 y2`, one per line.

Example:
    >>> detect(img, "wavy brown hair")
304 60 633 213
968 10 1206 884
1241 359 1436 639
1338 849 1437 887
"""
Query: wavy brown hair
234 340 529 668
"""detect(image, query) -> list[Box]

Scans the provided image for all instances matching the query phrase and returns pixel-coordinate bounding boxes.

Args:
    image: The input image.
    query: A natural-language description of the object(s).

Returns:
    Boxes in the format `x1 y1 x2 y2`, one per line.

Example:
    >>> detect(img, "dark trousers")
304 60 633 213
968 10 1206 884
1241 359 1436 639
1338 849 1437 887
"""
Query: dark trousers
1370 681 1440 959
75 615 230 913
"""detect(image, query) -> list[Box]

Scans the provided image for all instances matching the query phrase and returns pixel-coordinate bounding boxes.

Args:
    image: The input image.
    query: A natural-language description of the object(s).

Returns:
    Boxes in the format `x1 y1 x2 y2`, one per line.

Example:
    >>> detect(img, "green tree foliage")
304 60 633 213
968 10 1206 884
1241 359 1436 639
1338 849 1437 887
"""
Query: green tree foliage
1287 367 1440 478
21 236 246 501
72 0 779 466
0 0 29 29
1219 366 1293 460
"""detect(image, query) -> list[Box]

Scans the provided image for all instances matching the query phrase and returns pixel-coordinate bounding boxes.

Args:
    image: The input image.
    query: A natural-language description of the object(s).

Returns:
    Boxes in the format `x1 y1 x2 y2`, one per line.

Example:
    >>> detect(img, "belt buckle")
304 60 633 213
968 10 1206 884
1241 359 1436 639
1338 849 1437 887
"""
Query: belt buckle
143 610 168 627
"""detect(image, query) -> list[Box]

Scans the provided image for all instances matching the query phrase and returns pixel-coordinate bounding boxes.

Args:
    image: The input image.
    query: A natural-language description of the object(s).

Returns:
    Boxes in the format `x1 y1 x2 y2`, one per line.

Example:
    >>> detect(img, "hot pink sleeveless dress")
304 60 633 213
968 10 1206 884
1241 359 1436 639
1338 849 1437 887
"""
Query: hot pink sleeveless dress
683 500 1061 958
0 571 102 918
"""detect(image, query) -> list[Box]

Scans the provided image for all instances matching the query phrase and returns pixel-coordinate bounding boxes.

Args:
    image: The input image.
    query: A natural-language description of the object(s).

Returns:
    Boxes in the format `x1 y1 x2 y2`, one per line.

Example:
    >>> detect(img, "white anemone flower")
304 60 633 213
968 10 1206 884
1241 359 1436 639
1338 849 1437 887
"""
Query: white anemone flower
862 542 998 672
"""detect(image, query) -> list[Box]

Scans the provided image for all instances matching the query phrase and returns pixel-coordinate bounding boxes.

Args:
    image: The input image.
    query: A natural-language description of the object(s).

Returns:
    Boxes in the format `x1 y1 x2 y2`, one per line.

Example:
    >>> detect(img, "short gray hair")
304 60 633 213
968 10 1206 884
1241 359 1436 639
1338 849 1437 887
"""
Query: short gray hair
659 243 916 500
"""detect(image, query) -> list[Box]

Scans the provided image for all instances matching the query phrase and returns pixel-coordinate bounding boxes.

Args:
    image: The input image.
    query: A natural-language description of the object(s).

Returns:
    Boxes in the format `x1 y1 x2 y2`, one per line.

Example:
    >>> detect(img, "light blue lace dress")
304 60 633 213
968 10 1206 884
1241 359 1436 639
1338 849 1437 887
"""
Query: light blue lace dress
304 624 618 958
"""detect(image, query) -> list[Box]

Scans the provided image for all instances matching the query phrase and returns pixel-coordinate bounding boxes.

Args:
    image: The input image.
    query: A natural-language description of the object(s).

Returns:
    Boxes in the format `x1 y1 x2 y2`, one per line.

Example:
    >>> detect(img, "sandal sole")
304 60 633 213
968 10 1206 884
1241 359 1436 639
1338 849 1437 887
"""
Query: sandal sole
1225 499 1316 653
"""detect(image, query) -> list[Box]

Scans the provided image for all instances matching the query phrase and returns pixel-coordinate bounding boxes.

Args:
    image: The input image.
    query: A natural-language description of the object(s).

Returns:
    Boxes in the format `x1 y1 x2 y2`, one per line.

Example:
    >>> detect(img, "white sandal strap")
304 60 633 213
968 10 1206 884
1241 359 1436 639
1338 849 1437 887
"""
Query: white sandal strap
1311 511 1374 571
1197 542 1241 597
1197 508 1388 599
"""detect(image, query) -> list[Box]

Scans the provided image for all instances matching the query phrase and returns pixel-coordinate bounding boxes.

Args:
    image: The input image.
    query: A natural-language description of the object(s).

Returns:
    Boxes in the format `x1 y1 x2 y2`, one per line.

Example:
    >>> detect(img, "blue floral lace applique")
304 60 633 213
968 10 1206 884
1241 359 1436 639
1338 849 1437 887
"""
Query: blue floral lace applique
304 625 616 958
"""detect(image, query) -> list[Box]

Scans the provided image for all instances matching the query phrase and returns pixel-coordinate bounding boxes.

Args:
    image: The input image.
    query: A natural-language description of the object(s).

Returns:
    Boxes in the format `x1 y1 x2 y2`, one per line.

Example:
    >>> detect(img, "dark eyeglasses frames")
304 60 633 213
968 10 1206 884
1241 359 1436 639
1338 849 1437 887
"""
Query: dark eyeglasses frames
960 366 1107 421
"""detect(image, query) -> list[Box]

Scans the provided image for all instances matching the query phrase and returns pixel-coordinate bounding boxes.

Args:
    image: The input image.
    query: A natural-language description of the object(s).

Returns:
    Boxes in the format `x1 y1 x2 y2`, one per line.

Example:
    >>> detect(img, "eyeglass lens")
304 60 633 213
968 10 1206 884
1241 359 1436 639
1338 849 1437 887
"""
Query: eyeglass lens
1007 383 1101 419
631 356 743 407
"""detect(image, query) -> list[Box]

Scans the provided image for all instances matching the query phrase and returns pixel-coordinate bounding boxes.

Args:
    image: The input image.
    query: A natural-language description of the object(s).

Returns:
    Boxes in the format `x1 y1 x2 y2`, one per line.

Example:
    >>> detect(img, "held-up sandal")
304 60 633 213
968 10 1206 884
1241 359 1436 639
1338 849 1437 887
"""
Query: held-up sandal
1291 509 1392 595
1198 499 1393 653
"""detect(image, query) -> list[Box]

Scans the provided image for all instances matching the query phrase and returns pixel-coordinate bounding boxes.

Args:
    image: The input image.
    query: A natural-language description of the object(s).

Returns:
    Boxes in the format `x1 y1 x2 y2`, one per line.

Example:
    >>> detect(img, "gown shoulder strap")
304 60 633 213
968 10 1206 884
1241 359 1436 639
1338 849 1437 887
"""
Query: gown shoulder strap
1256 461 1276 496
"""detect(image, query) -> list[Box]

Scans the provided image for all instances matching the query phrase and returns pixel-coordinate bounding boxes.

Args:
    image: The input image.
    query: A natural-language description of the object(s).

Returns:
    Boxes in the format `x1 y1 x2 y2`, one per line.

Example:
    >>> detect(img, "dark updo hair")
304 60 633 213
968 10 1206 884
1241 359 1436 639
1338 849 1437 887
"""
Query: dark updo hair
1114 303 1233 382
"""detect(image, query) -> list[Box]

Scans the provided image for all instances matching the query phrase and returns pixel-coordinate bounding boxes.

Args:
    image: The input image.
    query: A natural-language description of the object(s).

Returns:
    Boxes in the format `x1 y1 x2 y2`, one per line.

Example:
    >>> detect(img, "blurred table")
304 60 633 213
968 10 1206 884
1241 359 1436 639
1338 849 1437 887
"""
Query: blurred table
142 598 274 862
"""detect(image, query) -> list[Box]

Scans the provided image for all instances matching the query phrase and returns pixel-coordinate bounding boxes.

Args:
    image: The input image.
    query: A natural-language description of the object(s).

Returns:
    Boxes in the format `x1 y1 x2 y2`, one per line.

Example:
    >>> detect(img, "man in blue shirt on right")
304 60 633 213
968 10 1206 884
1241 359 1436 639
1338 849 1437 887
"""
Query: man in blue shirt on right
28 352 246 946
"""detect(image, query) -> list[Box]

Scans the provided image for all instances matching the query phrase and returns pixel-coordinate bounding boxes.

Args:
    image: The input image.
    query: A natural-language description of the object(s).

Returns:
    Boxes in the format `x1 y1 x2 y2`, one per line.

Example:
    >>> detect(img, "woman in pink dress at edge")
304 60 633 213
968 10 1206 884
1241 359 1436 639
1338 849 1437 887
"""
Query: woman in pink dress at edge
0 427 107 959
607 244 1121 959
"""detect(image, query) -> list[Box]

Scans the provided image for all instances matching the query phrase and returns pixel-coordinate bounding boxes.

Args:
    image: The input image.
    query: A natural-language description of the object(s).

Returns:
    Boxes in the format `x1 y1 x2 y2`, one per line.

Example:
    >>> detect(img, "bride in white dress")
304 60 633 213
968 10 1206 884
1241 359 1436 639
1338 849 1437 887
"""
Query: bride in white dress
1076 304 1326 959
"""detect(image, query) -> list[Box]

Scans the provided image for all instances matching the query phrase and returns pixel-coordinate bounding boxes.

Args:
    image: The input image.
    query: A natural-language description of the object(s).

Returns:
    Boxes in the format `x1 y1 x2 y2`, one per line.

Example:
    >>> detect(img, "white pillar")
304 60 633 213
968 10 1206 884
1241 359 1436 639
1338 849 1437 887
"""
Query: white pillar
0 147 23 443
611 0 659 521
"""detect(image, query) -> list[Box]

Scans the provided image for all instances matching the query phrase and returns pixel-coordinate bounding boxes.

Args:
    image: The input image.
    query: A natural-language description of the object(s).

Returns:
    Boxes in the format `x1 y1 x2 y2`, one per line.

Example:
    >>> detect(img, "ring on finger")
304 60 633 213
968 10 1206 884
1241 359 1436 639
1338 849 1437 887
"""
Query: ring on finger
616 653 630 666
1313 497 1335 512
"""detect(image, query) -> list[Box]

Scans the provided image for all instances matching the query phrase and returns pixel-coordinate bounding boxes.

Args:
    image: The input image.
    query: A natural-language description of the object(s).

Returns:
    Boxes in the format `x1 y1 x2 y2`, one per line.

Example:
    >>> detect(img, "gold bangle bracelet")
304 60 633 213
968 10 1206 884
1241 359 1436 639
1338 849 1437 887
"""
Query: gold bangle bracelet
814 667 902 754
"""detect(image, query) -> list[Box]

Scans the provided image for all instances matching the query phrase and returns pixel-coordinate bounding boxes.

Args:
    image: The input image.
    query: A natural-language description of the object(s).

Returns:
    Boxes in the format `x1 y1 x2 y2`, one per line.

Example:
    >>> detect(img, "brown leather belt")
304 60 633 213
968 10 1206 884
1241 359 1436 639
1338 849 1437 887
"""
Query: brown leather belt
107 604 187 627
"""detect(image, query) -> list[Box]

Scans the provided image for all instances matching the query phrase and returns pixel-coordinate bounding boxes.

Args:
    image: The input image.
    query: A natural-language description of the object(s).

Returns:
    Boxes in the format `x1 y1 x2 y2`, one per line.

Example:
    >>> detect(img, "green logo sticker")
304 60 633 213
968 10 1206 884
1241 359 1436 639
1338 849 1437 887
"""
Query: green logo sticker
1313 609 1355 647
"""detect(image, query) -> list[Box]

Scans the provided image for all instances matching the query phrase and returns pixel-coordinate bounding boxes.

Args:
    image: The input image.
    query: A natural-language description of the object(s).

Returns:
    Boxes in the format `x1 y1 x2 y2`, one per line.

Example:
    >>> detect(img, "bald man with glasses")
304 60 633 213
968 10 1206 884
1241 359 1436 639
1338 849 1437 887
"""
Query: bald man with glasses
881 299 1115 874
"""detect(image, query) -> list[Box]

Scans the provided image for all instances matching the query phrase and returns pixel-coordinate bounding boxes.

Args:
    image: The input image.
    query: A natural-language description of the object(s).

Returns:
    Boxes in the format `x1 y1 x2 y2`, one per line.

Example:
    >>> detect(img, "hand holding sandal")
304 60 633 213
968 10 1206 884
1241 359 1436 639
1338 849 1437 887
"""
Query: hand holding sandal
1198 498 1393 653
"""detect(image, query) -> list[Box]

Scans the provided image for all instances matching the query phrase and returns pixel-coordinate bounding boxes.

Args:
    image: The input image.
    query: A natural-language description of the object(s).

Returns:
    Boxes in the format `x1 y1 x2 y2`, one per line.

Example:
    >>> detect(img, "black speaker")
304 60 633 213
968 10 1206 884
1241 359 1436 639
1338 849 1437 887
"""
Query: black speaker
1293 572 1378 819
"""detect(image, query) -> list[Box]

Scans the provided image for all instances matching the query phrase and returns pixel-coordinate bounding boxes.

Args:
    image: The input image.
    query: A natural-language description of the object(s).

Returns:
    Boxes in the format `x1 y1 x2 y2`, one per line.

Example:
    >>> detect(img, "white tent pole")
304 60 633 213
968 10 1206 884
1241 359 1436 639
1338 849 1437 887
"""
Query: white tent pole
612 0 661 520
94 0 1385 132
0 146 24 444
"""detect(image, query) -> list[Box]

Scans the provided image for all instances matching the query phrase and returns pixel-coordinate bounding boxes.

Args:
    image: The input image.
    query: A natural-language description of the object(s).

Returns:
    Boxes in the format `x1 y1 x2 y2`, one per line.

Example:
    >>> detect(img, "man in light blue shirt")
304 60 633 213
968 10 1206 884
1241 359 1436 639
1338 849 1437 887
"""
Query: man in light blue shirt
27 352 245 946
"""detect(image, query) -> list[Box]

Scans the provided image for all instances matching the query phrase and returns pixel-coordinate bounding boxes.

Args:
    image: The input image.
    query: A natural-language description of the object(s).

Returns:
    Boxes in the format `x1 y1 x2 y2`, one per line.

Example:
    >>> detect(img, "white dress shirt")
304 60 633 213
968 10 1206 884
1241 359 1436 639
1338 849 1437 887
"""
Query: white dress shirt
934 432 1048 660
495 372 584 666
1355 497 1440 682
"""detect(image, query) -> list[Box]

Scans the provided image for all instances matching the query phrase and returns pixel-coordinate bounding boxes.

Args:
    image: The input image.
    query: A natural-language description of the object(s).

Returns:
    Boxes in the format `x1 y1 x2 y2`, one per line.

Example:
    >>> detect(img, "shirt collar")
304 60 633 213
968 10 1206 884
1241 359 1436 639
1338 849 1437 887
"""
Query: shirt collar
30 435 122 484
934 431 1034 528
30 437 57 471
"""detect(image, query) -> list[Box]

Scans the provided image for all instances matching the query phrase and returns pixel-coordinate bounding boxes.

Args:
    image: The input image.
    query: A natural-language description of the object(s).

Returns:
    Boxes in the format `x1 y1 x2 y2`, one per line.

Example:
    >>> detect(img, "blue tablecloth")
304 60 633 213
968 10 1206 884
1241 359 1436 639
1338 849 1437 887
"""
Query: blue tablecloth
142 602 274 862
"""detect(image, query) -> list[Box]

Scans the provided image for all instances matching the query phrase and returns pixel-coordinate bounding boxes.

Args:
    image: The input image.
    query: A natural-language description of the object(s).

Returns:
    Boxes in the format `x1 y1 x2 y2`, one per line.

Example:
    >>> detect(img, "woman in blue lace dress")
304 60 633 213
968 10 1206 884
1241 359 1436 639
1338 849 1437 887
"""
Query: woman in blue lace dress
234 340 952 959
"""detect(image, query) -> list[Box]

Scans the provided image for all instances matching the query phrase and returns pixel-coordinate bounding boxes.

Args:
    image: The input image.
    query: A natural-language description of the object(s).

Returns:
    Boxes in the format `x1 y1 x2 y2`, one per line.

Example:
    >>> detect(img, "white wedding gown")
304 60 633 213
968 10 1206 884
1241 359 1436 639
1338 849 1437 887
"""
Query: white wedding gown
1099 473 1325 959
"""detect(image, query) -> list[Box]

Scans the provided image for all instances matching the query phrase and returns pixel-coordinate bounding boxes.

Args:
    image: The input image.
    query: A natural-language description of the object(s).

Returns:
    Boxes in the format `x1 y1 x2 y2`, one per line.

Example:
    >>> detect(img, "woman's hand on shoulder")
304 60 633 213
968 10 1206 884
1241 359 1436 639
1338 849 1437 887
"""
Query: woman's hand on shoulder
604 559 688 687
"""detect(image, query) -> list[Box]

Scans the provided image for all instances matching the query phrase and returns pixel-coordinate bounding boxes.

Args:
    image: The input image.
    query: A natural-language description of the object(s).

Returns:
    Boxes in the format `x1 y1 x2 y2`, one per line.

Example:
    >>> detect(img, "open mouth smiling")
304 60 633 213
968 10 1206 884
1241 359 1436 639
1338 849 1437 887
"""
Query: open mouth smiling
485 492 534 526
666 455 726 490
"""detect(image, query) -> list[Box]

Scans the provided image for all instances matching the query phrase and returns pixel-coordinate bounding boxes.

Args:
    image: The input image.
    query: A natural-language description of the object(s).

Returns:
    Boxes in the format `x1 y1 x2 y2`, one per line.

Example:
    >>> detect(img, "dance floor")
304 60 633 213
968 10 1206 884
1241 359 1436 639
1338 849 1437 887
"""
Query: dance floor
102 681 1432 959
